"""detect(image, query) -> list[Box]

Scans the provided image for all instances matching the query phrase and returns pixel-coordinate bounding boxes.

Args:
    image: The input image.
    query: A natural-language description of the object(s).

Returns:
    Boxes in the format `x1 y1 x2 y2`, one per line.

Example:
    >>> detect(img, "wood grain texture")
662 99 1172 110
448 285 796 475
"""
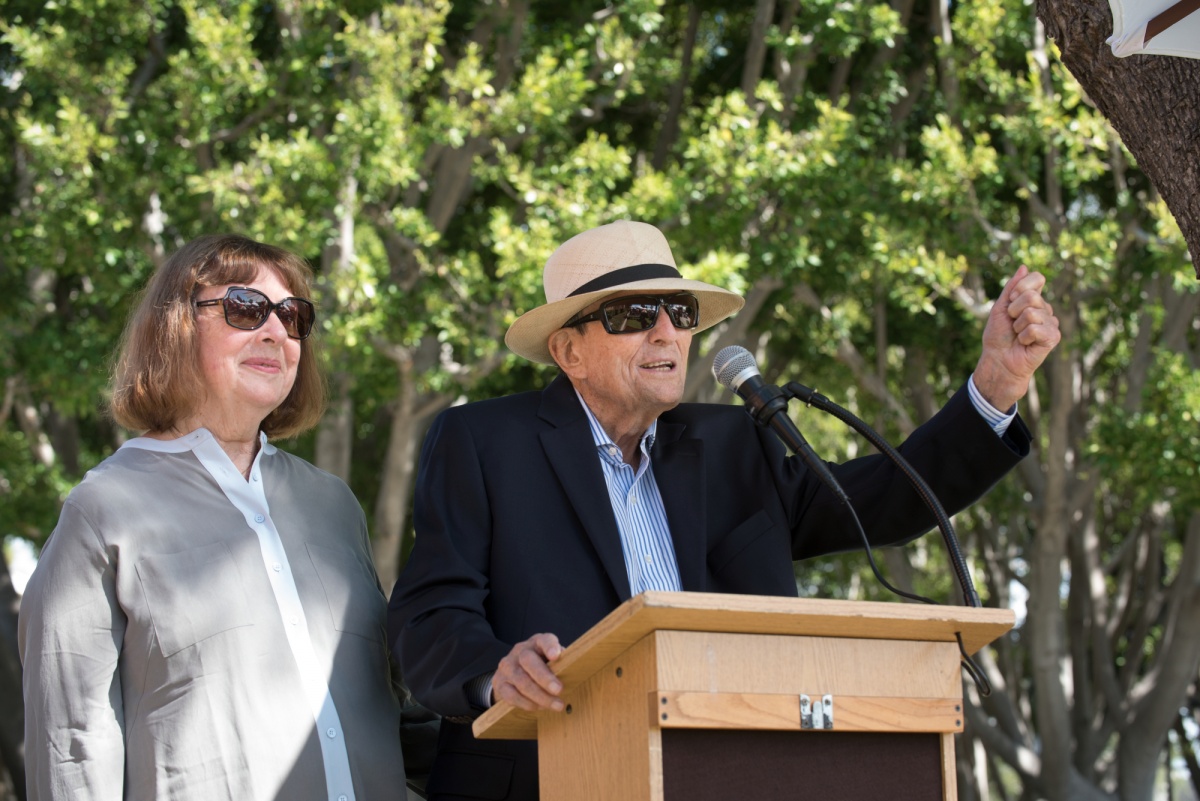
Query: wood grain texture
654 691 965 733
475 591 1011 739
653 630 962 698
538 634 663 801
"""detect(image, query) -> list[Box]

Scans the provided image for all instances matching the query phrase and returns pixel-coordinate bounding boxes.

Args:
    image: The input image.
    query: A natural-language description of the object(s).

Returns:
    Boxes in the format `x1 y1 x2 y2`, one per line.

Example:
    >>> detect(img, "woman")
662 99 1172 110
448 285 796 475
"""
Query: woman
18 234 406 800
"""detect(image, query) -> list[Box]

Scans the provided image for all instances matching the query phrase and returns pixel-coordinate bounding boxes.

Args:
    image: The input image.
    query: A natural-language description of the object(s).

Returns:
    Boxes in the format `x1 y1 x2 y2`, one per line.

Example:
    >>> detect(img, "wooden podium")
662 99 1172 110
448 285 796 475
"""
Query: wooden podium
473 591 1013 801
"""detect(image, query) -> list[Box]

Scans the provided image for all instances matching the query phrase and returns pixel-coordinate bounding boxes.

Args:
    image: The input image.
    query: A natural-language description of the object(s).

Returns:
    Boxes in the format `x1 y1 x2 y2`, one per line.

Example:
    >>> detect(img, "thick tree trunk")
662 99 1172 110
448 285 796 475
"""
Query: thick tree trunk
1037 0 1200 272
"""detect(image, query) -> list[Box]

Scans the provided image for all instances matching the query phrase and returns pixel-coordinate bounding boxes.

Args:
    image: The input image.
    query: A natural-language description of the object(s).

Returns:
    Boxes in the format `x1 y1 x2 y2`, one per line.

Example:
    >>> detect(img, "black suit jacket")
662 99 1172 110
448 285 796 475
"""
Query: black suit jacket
388 373 1030 800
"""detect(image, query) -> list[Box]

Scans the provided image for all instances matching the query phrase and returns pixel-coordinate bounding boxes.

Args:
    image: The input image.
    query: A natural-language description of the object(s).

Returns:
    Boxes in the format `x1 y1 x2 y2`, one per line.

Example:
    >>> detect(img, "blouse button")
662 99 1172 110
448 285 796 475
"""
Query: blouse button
254 514 265 523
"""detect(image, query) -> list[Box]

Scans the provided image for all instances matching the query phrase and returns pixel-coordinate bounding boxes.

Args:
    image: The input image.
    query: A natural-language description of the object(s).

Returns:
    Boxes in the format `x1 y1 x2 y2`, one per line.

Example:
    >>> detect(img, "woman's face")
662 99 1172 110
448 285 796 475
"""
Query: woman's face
193 268 302 431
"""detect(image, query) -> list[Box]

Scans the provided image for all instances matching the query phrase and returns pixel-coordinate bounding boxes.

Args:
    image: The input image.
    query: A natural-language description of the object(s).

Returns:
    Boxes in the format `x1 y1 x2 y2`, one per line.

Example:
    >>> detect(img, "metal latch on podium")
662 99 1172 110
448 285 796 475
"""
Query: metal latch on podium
800 694 834 730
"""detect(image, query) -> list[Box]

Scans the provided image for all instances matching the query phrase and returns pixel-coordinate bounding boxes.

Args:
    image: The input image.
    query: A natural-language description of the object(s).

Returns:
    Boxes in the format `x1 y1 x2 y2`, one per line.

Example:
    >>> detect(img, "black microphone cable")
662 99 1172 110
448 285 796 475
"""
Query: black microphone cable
712 345 993 696
783 380 982 610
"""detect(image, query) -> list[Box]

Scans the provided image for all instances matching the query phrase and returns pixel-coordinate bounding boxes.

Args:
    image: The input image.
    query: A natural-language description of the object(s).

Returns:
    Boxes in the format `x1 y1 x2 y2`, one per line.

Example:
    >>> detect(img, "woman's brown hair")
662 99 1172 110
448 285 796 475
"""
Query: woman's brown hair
109 234 326 439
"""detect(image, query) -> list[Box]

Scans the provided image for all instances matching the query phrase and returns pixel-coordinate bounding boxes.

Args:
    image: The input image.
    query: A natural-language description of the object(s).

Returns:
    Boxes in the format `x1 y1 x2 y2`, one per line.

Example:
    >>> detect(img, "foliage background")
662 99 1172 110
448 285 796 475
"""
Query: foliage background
2 0 1199 799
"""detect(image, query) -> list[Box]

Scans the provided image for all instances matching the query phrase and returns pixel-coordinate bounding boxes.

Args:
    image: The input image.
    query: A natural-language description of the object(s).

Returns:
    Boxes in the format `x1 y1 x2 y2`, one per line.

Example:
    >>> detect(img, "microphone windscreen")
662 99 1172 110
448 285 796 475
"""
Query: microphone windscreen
712 345 758 389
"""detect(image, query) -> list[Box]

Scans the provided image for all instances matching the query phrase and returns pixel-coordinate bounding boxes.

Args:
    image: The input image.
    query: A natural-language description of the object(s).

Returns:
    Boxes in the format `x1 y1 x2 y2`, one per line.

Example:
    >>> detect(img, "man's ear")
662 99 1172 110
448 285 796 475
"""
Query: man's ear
548 329 586 380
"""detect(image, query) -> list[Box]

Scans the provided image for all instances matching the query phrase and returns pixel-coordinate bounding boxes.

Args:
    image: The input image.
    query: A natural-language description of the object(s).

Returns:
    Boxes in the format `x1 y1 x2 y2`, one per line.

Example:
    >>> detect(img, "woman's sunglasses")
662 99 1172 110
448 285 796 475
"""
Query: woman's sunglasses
195 286 316 340
564 293 700 334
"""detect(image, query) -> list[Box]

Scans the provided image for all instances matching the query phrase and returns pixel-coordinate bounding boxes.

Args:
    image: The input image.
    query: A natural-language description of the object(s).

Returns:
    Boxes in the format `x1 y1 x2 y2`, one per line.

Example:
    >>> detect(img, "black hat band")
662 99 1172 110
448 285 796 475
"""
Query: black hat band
566 264 682 297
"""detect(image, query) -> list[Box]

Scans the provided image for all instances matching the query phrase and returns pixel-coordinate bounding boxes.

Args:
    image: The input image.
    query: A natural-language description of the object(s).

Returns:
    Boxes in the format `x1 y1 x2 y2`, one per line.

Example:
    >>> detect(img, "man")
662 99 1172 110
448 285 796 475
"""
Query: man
389 220 1060 801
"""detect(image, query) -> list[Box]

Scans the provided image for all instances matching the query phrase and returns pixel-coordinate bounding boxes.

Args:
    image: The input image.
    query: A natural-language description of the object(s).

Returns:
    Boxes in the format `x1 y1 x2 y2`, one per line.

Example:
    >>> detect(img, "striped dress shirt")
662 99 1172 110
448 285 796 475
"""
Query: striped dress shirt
575 390 682 594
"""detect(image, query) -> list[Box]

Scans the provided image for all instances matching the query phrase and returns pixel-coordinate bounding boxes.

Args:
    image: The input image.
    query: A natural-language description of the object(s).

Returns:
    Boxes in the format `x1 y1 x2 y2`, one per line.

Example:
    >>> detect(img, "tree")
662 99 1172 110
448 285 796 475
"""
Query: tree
1037 0 1200 274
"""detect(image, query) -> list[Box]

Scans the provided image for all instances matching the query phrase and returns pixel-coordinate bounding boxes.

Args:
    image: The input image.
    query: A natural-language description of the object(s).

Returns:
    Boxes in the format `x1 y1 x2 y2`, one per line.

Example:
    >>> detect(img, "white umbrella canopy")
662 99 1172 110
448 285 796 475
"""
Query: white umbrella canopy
1107 0 1200 57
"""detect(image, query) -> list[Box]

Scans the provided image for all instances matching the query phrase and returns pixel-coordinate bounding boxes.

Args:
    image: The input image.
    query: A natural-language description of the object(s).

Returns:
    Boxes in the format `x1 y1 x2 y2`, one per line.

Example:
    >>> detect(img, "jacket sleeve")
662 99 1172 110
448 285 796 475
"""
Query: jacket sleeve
782 383 1031 560
18 500 127 800
387 408 512 718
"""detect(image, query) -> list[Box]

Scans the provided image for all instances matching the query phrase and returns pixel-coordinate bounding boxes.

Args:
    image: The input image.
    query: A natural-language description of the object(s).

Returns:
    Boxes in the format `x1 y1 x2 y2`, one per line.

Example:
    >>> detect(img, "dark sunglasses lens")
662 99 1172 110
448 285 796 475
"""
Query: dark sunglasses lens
665 296 699 329
224 289 270 330
278 299 315 339
603 298 659 332
223 289 314 339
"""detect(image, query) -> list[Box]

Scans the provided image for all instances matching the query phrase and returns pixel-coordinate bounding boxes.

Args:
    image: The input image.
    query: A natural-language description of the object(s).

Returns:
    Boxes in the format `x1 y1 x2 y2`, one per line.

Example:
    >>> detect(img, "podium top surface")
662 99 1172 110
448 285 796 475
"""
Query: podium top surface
473 591 1014 739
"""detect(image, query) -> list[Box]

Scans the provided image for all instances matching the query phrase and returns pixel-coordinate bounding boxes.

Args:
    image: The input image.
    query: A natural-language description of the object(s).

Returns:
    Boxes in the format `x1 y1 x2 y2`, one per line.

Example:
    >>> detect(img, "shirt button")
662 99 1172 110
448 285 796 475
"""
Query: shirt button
252 474 260 482
254 514 265 523
290 616 299 626
644 554 653 563
338 796 348 801
326 727 337 738
272 562 281 572
630 495 638 504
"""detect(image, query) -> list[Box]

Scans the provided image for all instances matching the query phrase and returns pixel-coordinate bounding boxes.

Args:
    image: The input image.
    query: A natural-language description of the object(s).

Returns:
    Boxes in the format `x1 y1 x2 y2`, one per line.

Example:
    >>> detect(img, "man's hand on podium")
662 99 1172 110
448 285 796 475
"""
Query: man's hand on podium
492 632 566 712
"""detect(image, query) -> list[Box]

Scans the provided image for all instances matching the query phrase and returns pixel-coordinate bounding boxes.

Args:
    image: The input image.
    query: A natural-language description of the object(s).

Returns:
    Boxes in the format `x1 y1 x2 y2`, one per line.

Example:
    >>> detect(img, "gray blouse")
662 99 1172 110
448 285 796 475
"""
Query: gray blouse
18 429 406 800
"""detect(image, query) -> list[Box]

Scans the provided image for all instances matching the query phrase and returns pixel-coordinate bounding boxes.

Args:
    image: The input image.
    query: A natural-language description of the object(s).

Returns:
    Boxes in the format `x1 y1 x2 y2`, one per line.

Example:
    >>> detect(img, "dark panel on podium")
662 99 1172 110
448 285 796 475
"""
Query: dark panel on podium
661 730 942 801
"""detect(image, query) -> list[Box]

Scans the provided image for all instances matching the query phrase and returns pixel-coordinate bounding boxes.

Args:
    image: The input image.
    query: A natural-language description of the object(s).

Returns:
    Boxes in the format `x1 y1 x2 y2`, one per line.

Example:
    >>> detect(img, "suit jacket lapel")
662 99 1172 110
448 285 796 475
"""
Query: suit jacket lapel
651 419 706 592
539 375 633 602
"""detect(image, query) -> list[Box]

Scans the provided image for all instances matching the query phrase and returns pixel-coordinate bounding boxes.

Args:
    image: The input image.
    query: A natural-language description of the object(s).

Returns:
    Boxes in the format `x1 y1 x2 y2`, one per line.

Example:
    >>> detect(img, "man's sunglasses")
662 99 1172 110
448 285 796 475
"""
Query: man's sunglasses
194 286 316 340
564 293 700 334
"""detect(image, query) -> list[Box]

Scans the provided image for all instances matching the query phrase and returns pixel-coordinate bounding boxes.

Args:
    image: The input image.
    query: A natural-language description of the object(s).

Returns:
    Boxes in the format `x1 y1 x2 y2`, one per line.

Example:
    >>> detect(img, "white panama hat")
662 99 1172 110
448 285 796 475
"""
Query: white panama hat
504 220 746 365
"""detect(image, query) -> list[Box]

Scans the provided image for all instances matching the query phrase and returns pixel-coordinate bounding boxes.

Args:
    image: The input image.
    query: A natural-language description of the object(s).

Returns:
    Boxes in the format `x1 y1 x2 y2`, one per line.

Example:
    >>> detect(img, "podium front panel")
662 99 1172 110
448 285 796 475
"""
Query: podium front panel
660 729 942 800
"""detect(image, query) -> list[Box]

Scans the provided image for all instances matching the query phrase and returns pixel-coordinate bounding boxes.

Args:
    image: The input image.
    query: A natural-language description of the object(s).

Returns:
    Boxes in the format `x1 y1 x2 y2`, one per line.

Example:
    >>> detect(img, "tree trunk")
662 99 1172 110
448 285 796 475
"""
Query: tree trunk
652 4 700 171
1118 511 1200 798
1174 715 1200 800
1025 319 1077 800
371 351 425 592
742 0 776 97
314 171 360 485
314 371 354 484
13 385 55 470
1037 0 1200 271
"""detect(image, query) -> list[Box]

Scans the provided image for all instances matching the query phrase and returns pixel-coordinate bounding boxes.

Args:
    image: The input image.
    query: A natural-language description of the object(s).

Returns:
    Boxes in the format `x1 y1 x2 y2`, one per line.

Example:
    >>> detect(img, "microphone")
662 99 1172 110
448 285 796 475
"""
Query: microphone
712 346 850 504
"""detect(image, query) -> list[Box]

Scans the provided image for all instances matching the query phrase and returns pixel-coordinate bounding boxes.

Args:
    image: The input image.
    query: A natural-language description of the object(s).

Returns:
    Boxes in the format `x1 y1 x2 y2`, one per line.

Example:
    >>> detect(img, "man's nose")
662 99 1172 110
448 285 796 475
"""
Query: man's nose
649 306 681 339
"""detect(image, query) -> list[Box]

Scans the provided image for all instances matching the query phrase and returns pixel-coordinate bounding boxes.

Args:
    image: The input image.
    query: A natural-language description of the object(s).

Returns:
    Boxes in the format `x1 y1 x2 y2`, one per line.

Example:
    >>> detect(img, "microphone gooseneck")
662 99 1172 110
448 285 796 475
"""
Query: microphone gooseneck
711 345 982 610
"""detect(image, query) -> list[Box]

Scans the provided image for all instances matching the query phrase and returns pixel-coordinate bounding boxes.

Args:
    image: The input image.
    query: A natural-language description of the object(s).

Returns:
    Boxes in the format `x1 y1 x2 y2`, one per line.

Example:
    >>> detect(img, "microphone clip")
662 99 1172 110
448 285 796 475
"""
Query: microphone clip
741 380 791 428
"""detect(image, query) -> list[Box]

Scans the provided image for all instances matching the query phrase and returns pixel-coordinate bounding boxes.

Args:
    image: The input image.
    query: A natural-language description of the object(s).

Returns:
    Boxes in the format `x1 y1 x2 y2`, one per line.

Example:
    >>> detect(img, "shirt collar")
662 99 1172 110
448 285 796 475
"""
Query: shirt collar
573 388 657 466
120 427 276 456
